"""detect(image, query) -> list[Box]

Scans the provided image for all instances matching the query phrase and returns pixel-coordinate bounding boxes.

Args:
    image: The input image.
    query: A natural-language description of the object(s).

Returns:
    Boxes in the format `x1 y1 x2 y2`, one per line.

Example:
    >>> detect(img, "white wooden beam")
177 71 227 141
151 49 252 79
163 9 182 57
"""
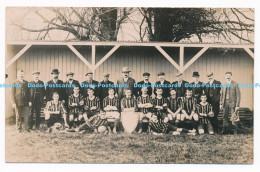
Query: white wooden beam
179 46 184 72
92 45 96 78
183 47 209 72
155 46 181 71
67 44 93 69
244 48 254 59
94 45 120 69
6 44 32 69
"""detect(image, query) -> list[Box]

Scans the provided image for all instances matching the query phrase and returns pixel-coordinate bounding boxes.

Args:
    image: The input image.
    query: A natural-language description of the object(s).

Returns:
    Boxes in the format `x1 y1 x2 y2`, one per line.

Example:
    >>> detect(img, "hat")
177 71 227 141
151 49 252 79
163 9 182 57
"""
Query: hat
5 74 8 79
103 73 110 77
143 72 150 76
225 72 232 75
32 71 40 75
51 69 60 74
192 71 200 77
206 72 213 77
86 72 93 76
176 72 183 77
157 72 165 76
66 72 74 76
122 67 131 73
87 87 94 91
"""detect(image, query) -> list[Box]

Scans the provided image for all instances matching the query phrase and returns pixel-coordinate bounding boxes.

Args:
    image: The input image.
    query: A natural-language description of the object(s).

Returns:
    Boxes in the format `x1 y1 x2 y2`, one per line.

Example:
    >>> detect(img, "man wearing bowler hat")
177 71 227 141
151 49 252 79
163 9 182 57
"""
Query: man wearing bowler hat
116 67 137 100
81 72 100 98
29 71 46 130
137 72 152 97
64 72 80 105
172 72 189 98
204 72 221 133
100 73 114 108
154 72 171 98
46 69 65 102
189 71 205 103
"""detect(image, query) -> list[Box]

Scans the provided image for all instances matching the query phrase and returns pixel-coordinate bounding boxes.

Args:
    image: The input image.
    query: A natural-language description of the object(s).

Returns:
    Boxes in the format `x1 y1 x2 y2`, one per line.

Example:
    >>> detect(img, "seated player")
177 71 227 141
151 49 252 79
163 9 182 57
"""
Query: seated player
180 88 199 134
67 84 85 128
44 92 68 132
137 87 153 133
103 88 120 134
153 87 169 123
83 88 100 121
167 88 182 126
196 94 214 135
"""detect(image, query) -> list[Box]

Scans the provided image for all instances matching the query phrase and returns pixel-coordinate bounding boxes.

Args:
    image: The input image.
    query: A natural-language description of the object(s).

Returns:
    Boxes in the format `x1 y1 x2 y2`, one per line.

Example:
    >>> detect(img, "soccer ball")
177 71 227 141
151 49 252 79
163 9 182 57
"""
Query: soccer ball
98 126 107 133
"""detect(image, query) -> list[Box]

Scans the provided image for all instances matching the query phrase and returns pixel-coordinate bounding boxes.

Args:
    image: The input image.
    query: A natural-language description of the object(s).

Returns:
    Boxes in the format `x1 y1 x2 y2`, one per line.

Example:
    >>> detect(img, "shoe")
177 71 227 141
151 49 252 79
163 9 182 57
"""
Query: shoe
45 128 52 133
187 132 196 136
172 131 180 135
138 129 143 134
177 128 183 132
79 130 87 134
113 128 117 134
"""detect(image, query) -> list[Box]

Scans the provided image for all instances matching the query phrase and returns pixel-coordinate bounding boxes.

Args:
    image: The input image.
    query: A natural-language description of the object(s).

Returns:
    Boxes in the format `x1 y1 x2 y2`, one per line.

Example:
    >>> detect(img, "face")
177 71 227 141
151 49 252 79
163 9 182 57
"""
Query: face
88 89 94 96
122 72 129 78
17 71 24 81
141 87 148 94
53 94 59 101
170 90 176 97
87 74 93 81
103 76 109 82
201 95 207 103
225 74 232 81
156 89 163 96
33 74 39 81
125 90 132 97
177 75 183 82
193 76 199 82
108 89 114 96
52 73 59 79
158 75 165 81
186 90 192 98
208 75 213 81
67 74 73 81
144 76 149 82
74 87 80 94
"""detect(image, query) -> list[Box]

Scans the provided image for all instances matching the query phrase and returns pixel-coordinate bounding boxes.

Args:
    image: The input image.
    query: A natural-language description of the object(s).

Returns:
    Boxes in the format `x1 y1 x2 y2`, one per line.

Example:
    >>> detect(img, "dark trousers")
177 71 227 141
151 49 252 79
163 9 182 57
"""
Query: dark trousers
45 114 62 128
15 106 31 130
210 102 220 133
30 101 42 129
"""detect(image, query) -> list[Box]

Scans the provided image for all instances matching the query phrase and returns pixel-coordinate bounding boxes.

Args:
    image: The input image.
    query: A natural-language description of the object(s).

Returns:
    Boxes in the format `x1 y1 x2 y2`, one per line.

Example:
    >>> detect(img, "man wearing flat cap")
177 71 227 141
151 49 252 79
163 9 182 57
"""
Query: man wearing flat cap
172 72 189 98
99 73 114 108
64 72 80 107
154 72 171 98
189 71 205 103
46 69 65 102
137 72 152 97
116 67 137 100
29 71 46 130
204 72 221 133
81 72 100 98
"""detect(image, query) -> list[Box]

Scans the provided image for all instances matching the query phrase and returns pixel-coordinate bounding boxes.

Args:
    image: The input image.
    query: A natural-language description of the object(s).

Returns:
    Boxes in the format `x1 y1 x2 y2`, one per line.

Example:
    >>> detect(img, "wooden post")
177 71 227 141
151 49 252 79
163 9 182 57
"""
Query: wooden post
92 45 96 79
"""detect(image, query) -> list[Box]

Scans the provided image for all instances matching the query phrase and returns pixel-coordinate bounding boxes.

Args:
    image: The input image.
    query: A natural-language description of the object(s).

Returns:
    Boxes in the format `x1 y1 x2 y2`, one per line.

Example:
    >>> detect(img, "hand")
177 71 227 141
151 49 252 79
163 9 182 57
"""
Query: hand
90 106 97 110
79 101 84 106
29 102 32 106
72 103 77 106
12 103 16 109
62 100 65 104
220 105 223 110
163 103 167 107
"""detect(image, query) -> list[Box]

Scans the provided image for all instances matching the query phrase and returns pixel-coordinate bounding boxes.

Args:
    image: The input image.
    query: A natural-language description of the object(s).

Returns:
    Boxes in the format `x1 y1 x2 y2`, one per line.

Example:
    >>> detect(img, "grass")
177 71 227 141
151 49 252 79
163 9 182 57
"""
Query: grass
5 124 253 164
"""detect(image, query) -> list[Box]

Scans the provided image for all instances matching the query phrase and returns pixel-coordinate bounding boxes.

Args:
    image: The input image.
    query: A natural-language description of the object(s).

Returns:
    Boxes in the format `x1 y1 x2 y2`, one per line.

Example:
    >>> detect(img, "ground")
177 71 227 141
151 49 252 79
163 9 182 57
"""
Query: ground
5 124 253 164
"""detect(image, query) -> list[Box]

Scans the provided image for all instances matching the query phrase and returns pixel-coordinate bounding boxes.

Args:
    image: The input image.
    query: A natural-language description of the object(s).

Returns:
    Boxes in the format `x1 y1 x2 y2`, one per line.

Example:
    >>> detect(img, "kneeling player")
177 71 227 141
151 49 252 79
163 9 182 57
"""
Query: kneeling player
83 88 100 121
196 94 214 135
67 85 85 128
44 92 68 132
137 87 153 133
153 87 169 123
167 88 182 126
103 88 120 134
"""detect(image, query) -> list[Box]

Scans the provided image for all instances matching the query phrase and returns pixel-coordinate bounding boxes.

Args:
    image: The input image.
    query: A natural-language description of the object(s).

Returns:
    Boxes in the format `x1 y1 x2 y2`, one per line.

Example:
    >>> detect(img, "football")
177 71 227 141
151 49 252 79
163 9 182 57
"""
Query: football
98 126 107 133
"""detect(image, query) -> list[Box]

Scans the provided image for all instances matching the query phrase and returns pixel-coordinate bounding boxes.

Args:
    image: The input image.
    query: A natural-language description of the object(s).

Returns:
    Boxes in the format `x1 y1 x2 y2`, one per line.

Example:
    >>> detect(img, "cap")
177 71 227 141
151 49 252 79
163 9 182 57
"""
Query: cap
51 69 60 74
66 72 74 76
157 72 165 76
143 72 150 76
192 71 200 77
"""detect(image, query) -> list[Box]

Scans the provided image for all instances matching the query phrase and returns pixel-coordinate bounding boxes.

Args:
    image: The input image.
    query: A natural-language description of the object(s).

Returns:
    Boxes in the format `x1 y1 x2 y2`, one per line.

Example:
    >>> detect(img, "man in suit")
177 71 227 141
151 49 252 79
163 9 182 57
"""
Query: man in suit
172 72 189 98
116 67 136 100
154 72 171 98
81 72 99 98
46 69 65 102
136 72 152 97
205 72 221 133
29 71 46 130
99 73 114 108
220 72 241 134
10 70 32 132
190 71 205 103
64 72 80 106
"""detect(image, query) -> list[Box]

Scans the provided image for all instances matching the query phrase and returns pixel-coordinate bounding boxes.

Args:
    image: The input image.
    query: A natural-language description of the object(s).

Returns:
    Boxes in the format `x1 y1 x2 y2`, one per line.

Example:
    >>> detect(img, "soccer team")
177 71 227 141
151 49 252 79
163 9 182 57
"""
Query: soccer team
10 66 241 135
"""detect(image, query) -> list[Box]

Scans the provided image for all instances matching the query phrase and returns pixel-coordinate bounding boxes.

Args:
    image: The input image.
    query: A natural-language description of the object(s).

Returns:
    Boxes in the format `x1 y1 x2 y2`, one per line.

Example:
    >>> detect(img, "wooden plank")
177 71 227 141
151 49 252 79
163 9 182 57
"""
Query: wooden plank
179 46 184 72
92 45 96 78
244 48 254 59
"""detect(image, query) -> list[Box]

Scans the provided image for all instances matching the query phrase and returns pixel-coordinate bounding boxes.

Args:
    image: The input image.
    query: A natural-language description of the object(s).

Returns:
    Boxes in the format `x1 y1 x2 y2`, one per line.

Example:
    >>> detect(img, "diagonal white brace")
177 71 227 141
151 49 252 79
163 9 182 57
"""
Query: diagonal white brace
244 48 254 59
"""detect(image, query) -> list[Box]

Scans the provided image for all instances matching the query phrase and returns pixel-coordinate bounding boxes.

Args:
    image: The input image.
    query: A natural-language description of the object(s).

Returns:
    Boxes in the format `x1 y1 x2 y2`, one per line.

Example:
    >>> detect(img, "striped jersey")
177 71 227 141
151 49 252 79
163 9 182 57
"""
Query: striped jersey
44 100 67 114
152 96 168 112
121 97 137 111
149 120 168 133
196 102 213 124
68 94 84 113
85 96 100 112
103 96 120 111
167 96 182 112
180 97 197 115
89 115 108 127
137 95 153 113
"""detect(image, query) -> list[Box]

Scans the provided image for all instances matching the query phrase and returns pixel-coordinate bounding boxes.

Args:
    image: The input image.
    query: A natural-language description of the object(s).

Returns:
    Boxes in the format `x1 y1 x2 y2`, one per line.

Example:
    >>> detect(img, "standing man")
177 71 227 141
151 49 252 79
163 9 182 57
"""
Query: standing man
64 72 80 104
29 71 46 130
10 70 32 132
190 71 205 103
172 73 189 98
136 72 152 97
220 72 241 134
99 73 114 108
116 67 136 100
46 69 65 102
154 72 171 98
205 72 221 133
81 72 99 98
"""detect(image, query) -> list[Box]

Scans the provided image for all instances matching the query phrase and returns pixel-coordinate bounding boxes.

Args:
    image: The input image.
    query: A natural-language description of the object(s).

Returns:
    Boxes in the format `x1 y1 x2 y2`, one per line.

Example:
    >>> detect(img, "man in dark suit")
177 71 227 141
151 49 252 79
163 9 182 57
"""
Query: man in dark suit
220 72 241 134
205 72 221 133
29 71 46 130
136 72 152 97
116 67 137 100
99 73 114 108
10 70 31 132
81 72 100 98
189 71 205 103
154 72 171 98
46 69 65 102
172 72 189 98
64 72 80 106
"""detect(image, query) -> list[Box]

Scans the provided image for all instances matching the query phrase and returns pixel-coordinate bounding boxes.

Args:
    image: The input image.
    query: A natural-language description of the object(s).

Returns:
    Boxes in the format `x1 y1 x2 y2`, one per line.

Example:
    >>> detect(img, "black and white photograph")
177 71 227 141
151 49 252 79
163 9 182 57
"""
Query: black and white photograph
3 5 255 164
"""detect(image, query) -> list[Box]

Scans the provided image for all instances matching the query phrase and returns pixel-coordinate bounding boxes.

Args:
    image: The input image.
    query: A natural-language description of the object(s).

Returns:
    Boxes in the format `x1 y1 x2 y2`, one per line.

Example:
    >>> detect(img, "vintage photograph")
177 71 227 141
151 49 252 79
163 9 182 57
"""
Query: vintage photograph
5 7 254 163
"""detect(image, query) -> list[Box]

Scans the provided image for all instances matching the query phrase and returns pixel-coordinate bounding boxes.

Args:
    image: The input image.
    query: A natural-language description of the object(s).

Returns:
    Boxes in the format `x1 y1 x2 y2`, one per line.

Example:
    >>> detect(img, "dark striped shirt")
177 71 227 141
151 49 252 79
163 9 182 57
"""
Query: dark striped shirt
137 95 153 113
180 97 197 115
89 115 108 127
45 100 67 114
103 96 120 111
167 96 182 112
121 97 137 112
152 97 168 112
149 120 168 133
68 94 84 113
196 102 213 124
85 96 100 112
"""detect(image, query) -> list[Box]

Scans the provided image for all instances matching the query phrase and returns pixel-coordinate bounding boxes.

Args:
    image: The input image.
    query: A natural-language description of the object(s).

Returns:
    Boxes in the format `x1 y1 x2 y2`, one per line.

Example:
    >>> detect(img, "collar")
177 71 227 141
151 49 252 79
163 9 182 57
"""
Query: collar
200 102 208 106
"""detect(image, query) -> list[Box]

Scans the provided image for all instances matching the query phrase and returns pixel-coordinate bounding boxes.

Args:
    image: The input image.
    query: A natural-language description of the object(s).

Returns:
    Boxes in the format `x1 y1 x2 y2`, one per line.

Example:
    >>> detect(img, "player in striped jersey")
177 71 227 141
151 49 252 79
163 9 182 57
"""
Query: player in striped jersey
83 88 100 122
153 87 169 123
121 89 138 112
67 84 85 128
44 92 68 132
196 94 214 135
137 87 153 133
103 88 120 134
167 88 182 126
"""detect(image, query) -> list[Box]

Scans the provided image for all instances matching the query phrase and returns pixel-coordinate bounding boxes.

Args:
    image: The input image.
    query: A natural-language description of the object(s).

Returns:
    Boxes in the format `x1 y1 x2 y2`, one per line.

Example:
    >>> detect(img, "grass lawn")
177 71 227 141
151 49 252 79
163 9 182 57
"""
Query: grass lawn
5 125 253 164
